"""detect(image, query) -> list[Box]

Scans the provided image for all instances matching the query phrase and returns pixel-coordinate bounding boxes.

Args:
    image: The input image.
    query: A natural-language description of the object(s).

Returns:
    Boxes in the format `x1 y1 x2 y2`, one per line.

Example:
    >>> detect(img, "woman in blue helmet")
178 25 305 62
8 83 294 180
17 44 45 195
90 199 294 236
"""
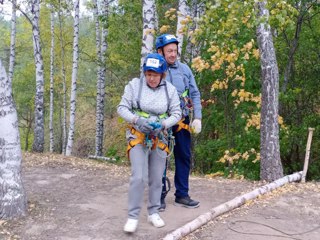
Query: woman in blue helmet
117 53 181 233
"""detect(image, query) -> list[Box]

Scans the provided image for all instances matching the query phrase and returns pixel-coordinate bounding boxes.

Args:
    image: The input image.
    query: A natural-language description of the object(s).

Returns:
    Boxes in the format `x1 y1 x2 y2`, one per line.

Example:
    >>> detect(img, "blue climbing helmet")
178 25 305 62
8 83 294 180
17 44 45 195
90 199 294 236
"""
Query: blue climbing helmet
143 53 167 74
156 34 179 50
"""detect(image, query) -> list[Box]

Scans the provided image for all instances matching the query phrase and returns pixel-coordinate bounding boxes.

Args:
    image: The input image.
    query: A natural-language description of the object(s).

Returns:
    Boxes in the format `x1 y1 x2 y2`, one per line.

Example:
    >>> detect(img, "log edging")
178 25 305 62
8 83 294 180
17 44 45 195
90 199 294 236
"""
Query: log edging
163 171 303 240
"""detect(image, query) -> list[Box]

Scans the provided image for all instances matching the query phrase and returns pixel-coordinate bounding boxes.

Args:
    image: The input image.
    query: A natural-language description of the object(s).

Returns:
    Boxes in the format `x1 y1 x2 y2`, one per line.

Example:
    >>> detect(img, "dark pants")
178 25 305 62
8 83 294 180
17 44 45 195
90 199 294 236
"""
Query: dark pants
162 117 191 199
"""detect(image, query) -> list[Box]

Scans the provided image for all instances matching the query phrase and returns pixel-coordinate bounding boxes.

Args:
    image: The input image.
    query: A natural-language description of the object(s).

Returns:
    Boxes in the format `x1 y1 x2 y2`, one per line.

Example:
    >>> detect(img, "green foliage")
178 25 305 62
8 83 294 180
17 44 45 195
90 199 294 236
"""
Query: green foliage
190 0 262 179
107 0 142 81
1 0 319 180
188 0 320 181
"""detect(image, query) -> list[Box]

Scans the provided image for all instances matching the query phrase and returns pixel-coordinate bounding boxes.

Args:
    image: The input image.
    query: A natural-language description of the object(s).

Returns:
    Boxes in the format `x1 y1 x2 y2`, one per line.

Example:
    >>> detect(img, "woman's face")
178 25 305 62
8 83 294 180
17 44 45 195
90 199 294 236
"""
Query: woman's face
145 71 162 88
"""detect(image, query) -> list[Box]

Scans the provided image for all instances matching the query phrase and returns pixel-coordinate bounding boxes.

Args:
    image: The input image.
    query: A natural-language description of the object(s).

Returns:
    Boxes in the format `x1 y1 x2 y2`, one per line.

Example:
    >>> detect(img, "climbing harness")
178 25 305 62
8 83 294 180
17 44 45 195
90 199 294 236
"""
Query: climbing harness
126 77 176 158
126 126 170 158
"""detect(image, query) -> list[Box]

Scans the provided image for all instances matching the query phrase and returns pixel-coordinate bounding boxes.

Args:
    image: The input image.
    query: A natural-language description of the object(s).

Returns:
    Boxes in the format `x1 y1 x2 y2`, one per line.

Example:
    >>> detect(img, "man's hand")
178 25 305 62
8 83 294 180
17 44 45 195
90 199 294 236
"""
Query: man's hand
191 119 202 134
136 118 153 134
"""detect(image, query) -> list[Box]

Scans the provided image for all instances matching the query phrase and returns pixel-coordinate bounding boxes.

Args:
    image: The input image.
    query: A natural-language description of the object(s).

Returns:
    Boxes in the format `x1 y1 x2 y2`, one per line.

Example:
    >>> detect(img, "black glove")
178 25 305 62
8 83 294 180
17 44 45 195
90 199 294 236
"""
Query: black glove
136 118 153 134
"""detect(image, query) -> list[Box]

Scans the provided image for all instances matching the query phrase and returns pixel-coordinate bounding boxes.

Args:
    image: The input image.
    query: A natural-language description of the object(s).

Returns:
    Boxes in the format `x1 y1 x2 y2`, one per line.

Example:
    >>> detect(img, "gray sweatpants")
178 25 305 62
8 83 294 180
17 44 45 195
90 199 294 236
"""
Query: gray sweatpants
127 144 167 219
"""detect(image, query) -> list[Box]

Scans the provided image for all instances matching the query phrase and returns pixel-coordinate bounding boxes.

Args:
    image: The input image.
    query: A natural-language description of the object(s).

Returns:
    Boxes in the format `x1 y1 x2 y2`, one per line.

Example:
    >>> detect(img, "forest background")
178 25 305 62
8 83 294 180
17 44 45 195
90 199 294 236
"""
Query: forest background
0 0 319 181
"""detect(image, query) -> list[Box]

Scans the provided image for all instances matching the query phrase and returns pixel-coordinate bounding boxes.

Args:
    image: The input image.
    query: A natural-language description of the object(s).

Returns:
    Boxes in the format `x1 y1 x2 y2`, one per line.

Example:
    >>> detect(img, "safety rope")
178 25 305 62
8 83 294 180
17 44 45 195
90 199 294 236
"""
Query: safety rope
227 220 320 240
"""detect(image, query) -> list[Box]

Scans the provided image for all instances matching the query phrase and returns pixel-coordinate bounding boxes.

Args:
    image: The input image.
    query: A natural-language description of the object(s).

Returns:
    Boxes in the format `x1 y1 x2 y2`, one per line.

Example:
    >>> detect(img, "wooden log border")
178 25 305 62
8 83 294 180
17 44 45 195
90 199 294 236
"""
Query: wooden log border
88 155 116 162
163 171 303 240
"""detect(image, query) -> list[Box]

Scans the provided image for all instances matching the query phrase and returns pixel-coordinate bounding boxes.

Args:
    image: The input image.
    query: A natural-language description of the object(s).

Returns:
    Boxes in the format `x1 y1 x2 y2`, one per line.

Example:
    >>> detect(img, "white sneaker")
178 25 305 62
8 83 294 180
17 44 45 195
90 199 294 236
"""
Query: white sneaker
123 218 138 233
148 213 165 228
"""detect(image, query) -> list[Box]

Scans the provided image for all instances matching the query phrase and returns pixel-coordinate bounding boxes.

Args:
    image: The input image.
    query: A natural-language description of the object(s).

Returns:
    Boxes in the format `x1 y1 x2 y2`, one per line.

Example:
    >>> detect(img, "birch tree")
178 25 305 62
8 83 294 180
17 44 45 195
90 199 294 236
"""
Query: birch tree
31 0 45 153
8 0 16 83
0 59 27 219
49 6 55 153
256 0 284 181
140 0 156 70
65 0 80 156
58 0 67 154
182 0 204 63
94 0 108 156
176 0 189 56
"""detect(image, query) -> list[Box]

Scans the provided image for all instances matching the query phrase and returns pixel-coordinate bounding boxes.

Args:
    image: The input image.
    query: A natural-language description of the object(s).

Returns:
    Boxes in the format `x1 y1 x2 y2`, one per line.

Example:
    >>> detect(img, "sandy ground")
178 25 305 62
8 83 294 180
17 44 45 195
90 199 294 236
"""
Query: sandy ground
0 152 319 240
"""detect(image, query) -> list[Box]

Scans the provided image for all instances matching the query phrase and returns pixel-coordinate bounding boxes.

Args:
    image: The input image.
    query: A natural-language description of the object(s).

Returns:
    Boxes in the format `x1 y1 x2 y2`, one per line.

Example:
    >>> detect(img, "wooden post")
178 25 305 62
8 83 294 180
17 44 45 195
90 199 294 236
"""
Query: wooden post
301 127 315 183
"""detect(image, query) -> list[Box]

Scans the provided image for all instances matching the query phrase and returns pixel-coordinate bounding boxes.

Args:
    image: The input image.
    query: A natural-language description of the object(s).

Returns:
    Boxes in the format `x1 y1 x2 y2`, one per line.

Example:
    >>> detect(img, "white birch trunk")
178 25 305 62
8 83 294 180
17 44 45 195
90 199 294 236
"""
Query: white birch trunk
256 0 283 181
8 0 16 83
65 0 80 156
184 0 204 63
163 172 302 240
140 0 156 72
58 2 67 154
94 0 108 156
0 59 27 219
49 7 55 153
176 0 189 57
93 0 102 156
31 0 45 153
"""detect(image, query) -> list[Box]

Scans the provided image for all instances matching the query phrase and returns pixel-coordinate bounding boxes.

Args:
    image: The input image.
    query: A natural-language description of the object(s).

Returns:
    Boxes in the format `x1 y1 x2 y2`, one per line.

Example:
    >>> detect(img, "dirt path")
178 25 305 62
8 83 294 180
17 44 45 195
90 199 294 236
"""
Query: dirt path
184 183 320 240
1 153 319 240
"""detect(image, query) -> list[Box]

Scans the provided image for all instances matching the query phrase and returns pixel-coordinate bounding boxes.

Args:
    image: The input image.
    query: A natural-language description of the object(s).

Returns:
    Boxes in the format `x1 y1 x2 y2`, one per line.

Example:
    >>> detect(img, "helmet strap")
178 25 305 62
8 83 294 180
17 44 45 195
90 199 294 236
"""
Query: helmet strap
158 48 166 59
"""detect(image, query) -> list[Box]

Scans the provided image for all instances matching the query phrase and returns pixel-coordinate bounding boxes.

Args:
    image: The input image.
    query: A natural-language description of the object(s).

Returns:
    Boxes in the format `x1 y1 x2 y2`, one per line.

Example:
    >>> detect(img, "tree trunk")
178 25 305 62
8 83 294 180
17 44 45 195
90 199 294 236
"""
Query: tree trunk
256 0 283 181
49 7 55 153
93 0 102 156
31 0 45 153
8 0 16 83
184 0 204 63
94 0 108 156
66 0 80 156
176 0 189 57
0 59 27 219
58 0 67 155
140 0 156 71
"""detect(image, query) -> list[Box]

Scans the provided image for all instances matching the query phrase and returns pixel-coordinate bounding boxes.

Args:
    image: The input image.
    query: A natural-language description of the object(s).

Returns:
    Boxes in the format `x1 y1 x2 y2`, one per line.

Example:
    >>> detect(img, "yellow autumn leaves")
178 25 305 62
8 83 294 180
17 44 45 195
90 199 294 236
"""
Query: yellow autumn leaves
218 148 260 165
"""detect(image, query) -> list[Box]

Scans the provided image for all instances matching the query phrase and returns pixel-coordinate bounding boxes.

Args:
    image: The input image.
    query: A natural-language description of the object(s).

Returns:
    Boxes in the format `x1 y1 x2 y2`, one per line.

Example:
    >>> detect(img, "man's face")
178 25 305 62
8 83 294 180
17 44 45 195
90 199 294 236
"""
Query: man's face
162 43 178 65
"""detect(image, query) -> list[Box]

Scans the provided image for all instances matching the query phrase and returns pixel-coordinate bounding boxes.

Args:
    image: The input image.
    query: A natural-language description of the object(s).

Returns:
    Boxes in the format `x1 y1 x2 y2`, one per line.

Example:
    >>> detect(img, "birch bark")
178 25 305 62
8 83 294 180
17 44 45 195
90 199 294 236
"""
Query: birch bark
93 0 102 156
8 0 16 83
49 7 55 153
0 59 27 219
94 0 108 156
58 0 67 154
176 0 189 57
66 0 80 156
256 0 284 181
140 0 156 71
31 0 45 153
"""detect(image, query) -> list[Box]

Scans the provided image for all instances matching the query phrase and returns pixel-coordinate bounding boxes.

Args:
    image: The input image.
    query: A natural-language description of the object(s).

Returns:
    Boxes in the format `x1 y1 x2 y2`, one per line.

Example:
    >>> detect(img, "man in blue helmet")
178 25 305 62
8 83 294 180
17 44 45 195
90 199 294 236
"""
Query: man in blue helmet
156 34 202 211
118 53 181 233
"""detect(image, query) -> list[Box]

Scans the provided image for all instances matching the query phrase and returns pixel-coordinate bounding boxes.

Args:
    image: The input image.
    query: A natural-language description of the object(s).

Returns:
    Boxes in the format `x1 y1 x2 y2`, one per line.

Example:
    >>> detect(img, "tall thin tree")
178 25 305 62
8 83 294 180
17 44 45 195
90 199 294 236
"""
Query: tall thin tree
94 0 108 156
256 0 284 181
0 59 27 219
49 5 55 153
58 0 67 154
8 0 16 83
176 0 189 57
140 0 156 71
31 0 45 153
65 0 80 156
93 0 102 156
